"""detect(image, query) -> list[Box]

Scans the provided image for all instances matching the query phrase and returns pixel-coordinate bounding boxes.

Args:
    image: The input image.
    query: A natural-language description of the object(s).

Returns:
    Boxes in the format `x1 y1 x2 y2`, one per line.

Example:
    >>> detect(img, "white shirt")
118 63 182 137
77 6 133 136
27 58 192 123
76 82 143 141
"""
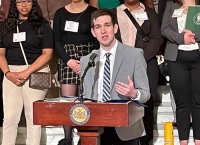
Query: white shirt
97 40 118 102
117 3 145 47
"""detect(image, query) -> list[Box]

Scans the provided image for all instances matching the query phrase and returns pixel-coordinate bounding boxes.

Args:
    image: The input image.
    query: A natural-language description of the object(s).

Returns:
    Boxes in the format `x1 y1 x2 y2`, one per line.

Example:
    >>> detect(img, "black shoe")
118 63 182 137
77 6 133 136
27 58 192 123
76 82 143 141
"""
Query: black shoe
172 122 177 127
58 138 72 145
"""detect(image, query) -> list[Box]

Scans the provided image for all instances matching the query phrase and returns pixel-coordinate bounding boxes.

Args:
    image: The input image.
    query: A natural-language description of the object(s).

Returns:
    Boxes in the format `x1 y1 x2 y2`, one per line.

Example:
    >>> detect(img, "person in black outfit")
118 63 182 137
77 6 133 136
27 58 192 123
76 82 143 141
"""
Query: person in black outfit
113 0 163 145
53 0 98 144
0 0 53 144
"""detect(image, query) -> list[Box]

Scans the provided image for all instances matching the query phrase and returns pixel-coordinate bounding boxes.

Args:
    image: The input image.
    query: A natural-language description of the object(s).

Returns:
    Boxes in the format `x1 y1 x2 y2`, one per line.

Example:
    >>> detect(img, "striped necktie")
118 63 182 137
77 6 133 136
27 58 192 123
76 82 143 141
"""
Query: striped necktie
102 53 111 102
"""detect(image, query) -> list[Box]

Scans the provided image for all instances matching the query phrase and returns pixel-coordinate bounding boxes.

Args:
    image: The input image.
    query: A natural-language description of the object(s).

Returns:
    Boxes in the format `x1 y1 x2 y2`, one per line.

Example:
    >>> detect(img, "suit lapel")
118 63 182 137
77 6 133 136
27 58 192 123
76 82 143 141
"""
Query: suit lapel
171 3 180 32
111 43 124 90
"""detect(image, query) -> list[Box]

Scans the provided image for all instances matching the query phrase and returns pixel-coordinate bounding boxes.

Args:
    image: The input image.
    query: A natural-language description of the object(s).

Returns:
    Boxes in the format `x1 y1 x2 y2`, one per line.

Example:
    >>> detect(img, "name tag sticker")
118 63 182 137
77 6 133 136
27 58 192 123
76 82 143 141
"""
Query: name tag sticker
64 21 79 32
172 9 184 18
134 12 148 21
13 32 26 42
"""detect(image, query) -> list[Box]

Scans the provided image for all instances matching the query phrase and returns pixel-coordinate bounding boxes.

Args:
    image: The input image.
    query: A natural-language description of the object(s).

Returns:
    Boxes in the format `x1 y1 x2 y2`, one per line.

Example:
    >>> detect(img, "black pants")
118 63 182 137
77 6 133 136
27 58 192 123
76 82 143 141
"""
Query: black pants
100 127 140 145
139 58 159 145
0 69 3 126
167 50 200 140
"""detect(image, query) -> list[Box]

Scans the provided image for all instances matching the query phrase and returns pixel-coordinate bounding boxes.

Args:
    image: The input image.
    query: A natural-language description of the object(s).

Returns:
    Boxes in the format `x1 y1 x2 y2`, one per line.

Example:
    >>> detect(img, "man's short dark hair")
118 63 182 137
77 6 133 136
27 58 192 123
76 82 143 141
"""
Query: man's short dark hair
91 9 117 28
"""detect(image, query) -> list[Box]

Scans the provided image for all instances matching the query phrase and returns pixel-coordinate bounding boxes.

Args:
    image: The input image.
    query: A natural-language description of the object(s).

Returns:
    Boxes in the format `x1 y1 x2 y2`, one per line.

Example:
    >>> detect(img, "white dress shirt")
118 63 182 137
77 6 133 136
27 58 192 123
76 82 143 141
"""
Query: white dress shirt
97 40 118 102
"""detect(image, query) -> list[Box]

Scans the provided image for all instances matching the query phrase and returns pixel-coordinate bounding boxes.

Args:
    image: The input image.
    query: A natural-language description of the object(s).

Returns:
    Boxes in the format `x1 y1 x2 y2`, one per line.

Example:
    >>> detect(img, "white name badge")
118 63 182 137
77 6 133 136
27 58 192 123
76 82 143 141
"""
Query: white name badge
134 12 148 21
64 21 79 32
172 9 184 18
13 32 26 42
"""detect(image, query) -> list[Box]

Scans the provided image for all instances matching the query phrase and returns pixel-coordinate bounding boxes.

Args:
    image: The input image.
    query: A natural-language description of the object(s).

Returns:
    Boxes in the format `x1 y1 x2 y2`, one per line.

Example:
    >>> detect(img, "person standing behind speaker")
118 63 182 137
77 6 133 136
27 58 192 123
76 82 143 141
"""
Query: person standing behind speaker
53 0 98 144
0 0 53 144
161 0 200 144
113 0 163 144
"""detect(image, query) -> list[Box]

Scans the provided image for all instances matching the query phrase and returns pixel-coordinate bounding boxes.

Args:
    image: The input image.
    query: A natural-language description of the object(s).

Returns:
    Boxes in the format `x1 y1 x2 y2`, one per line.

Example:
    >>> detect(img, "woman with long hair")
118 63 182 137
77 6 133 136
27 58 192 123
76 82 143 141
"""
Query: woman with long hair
53 0 98 144
0 0 53 144
161 0 200 144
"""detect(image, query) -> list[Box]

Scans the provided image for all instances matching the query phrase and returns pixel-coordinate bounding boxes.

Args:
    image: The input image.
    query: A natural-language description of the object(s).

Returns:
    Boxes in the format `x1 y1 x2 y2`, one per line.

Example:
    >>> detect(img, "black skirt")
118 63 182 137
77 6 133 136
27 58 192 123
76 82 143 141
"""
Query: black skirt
58 42 93 85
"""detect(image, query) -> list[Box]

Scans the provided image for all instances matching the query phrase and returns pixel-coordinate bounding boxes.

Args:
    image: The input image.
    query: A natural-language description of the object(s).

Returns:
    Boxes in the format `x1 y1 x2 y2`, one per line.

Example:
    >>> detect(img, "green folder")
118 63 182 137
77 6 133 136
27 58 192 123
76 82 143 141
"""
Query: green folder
185 5 200 32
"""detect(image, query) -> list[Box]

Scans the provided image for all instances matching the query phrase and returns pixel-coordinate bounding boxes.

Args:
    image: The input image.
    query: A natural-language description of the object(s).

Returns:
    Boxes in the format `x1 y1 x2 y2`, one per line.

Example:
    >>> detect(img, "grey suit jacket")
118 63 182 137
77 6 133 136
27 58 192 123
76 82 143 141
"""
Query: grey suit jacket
80 42 150 141
161 1 200 61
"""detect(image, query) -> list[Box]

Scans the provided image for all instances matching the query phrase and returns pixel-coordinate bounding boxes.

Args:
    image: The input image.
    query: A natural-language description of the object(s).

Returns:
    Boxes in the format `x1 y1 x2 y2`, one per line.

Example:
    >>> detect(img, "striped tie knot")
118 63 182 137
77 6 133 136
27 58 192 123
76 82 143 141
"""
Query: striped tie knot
105 52 111 59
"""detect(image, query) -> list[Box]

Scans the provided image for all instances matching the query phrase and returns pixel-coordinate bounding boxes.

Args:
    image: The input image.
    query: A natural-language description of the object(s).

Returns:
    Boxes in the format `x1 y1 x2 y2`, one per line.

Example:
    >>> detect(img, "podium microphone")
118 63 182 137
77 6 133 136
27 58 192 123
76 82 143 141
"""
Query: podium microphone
80 50 98 102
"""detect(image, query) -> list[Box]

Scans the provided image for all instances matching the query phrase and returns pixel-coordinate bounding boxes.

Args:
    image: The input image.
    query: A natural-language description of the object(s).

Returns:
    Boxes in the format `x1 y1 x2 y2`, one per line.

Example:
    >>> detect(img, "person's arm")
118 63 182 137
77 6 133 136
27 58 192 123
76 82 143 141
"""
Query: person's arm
143 0 155 9
115 49 150 103
53 9 71 64
142 9 163 61
0 48 23 85
89 0 98 8
17 48 53 80
53 9 80 74
161 2 185 44
18 22 54 79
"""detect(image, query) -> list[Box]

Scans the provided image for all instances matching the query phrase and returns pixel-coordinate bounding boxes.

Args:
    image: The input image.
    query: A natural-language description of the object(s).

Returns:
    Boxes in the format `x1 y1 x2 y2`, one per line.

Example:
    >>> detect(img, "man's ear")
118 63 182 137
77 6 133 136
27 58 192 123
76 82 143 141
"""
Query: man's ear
113 23 118 34
91 28 97 38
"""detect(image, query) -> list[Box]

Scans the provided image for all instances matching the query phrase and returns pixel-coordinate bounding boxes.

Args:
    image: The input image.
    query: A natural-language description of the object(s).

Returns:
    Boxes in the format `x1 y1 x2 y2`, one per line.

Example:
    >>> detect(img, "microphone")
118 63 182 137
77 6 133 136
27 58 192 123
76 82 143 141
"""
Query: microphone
79 50 98 102
88 50 98 67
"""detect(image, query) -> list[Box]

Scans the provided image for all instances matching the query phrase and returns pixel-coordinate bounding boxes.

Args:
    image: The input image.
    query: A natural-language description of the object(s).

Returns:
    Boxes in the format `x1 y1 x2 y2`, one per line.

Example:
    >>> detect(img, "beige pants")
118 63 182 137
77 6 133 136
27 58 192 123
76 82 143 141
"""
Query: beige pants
1 65 48 145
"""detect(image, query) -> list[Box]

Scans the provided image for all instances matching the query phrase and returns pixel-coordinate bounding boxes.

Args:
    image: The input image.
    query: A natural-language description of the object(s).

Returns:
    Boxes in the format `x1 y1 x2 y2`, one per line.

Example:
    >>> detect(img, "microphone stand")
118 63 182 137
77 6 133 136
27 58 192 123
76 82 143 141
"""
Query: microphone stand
79 61 95 102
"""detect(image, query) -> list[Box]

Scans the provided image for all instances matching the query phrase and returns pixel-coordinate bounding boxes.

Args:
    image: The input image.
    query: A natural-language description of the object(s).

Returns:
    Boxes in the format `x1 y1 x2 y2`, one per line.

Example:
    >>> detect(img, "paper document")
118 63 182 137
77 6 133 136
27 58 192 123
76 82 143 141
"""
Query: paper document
185 5 200 32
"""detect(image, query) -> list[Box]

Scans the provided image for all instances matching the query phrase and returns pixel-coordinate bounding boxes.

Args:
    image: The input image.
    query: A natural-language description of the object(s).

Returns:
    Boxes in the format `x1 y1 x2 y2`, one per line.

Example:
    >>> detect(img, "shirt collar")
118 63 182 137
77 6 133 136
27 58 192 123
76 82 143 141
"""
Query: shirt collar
100 40 118 59
118 2 145 11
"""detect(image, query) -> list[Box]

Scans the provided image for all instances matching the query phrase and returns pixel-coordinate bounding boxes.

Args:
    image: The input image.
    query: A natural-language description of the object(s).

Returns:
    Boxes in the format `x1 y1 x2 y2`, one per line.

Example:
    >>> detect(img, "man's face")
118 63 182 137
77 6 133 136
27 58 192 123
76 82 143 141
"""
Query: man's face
91 15 118 50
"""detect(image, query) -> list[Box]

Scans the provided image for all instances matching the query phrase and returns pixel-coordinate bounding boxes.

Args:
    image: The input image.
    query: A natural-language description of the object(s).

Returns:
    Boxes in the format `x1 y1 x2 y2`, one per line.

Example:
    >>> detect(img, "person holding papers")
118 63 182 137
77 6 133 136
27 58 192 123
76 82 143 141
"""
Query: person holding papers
161 0 200 145
80 9 150 145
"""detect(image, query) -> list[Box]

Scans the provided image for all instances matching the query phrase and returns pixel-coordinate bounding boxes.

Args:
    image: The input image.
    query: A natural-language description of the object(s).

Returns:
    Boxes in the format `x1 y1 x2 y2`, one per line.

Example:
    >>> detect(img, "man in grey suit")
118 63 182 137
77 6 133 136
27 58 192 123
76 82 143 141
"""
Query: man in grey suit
80 9 150 145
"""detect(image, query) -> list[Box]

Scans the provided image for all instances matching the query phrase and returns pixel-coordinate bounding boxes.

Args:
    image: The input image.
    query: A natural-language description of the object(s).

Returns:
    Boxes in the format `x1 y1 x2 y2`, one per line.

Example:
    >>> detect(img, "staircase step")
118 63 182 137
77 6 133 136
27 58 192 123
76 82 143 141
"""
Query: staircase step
154 124 193 137
0 126 80 145
154 102 174 113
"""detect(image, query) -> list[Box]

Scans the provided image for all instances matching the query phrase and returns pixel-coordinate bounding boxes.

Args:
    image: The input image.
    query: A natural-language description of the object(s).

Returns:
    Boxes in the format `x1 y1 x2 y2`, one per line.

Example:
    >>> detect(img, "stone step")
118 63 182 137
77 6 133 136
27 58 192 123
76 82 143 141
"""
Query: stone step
154 124 193 137
154 112 174 124
0 126 80 145
156 85 172 103
154 102 174 113
2 124 194 145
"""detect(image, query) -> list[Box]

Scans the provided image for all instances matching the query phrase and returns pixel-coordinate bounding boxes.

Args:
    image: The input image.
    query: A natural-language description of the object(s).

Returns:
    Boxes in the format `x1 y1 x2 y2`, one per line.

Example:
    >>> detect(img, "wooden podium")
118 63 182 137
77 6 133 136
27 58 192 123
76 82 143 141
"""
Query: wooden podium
33 101 144 145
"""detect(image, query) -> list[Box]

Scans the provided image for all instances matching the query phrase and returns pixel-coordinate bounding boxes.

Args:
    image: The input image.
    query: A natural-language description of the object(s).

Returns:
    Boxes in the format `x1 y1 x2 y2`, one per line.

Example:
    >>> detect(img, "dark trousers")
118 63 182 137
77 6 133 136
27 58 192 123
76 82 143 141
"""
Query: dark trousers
139 58 159 145
100 127 140 145
0 69 3 126
167 50 200 140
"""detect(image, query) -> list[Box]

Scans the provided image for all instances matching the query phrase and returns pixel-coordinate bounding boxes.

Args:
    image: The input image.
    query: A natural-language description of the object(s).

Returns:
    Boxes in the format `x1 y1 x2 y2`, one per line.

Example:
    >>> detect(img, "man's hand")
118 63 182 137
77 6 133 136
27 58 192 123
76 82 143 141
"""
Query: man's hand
114 76 137 99
183 29 195 45
67 59 81 74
